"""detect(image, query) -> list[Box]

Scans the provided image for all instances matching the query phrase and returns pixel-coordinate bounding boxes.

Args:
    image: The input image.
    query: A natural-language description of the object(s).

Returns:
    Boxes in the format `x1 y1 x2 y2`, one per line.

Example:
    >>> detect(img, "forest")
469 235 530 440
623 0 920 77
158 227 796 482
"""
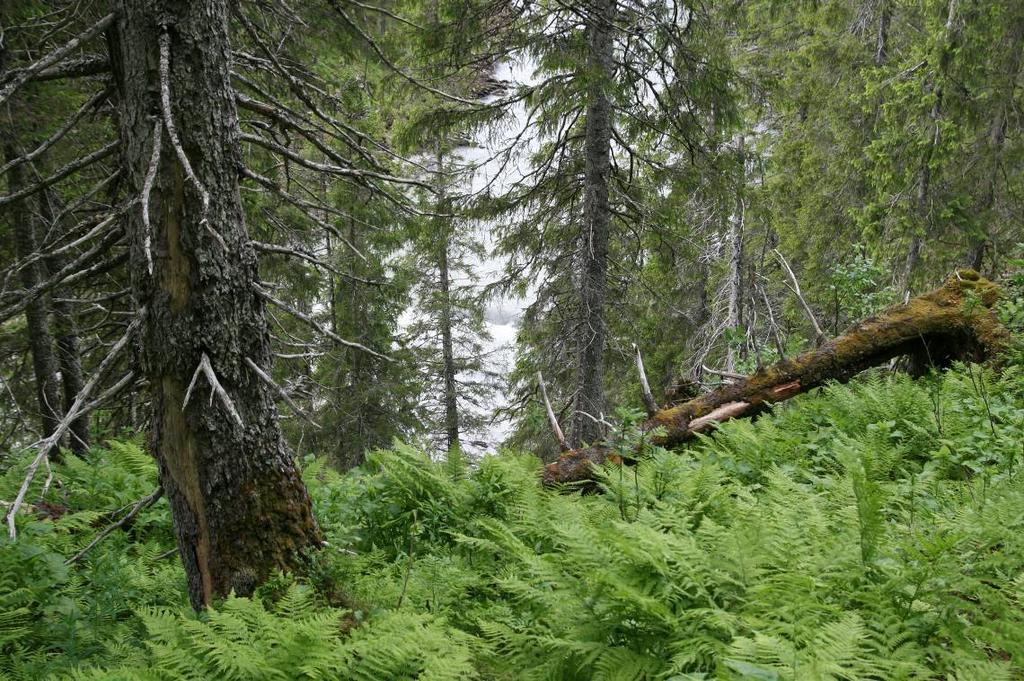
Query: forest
1 0 1024 678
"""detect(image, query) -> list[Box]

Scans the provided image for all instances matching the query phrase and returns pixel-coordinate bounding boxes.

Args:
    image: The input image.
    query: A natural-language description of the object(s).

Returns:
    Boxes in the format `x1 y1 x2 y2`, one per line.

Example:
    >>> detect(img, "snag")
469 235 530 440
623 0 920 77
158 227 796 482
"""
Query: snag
543 270 1009 486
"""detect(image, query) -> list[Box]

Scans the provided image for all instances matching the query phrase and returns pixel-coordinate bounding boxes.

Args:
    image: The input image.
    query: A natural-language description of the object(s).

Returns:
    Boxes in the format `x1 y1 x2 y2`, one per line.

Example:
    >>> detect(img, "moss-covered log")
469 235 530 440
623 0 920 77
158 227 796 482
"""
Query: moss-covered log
544 270 1009 486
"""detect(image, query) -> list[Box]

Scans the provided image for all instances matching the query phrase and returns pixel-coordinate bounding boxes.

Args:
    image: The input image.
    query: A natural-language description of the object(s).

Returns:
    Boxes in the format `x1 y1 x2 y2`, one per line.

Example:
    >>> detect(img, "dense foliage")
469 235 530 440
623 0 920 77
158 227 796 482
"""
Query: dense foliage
4 355 1024 679
3 0 1024 677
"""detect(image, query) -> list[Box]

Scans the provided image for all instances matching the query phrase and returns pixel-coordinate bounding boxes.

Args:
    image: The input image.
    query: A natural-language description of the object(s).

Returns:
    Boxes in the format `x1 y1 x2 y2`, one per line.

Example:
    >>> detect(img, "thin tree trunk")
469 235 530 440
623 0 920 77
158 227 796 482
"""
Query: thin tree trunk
571 0 615 447
111 0 319 610
434 147 460 451
725 135 745 372
874 0 891 67
545 271 1008 486
966 11 1024 271
40 191 90 455
903 0 958 294
3 143 63 453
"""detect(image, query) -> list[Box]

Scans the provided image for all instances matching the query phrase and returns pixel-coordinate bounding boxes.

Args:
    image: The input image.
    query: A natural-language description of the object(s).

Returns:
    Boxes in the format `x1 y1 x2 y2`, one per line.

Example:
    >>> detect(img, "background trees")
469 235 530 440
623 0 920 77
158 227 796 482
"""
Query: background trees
1 0 1022 610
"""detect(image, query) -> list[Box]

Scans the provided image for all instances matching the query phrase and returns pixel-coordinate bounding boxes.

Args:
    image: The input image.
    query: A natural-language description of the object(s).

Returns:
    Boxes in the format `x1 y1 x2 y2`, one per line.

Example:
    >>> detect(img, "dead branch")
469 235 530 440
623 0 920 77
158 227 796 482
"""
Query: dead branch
0 88 110 179
65 488 163 565
0 140 119 207
141 118 163 275
774 248 826 345
702 364 746 381
255 284 392 360
158 30 211 227
182 353 245 428
243 356 320 428
5 312 140 539
537 371 568 452
0 12 116 107
633 343 659 416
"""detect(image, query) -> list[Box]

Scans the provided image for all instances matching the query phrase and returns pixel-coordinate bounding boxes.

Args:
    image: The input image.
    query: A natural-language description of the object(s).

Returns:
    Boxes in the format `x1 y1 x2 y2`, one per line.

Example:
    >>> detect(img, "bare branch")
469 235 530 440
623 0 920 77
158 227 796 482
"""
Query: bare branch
254 283 392 361
182 353 244 428
774 248 826 345
632 343 659 416
701 364 745 381
141 119 162 275
239 132 430 189
241 168 369 261
33 54 110 81
0 140 119 207
5 313 141 539
0 88 110 179
537 371 569 452
243 357 320 428
0 12 116 107
158 30 211 226
65 487 163 565
324 0 476 106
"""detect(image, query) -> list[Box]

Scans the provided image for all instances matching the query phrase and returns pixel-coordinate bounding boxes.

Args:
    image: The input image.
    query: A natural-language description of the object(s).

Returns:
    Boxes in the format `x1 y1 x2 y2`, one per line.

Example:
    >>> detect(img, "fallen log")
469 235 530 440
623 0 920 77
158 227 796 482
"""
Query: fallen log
543 270 1009 486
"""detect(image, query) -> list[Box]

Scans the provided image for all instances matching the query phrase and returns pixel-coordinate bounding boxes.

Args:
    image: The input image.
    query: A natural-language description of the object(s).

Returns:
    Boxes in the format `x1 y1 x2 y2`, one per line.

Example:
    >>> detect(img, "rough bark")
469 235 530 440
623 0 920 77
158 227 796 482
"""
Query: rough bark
439 238 459 450
3 144 63 452
111 0 319 610
544 270 1009 486
571 0 615 448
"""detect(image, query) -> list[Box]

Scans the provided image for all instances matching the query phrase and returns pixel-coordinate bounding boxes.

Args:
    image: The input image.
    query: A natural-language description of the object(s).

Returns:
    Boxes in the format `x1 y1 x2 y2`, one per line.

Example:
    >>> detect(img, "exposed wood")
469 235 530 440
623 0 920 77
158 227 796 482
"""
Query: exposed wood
774 248 825 345
633 344 659 416
537 371 569 452
543 271 1009 486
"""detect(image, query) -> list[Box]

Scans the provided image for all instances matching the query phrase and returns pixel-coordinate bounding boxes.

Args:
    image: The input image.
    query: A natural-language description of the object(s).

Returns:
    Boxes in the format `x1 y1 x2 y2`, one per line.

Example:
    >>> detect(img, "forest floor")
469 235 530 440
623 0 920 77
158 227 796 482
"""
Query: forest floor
4 345 1024 679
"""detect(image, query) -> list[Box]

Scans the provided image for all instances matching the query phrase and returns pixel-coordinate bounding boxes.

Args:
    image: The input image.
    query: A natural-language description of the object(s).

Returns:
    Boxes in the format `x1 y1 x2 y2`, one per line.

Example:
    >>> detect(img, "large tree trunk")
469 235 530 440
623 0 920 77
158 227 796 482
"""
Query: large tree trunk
111 0 319 610
544 270 1008 486
571 0 615 447
3 144 63 451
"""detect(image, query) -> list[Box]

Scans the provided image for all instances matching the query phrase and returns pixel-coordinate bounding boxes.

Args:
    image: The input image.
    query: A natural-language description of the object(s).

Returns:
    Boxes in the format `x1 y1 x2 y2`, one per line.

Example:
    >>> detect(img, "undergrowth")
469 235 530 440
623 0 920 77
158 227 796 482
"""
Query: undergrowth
3 362 1024 679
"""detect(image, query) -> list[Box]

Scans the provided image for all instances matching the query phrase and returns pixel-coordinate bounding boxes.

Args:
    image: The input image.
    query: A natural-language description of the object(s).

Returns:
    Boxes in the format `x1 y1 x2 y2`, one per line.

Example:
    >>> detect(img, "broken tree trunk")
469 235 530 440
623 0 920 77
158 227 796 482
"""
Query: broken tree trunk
544 270 1009 486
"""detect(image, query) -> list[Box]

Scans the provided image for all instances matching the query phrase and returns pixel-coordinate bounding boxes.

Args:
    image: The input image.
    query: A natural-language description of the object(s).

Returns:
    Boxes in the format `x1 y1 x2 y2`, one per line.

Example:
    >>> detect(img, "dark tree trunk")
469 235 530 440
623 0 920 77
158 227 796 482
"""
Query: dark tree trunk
726 135 745 373
40 191 90 455
111 0 319 610
3 144 63 451
438 233 459 450
435 149 460 451
903 0 958 294
51 290 90 455
966 10 1024 272
545 271 1008 486
571 0 615 448
874 0 891 66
